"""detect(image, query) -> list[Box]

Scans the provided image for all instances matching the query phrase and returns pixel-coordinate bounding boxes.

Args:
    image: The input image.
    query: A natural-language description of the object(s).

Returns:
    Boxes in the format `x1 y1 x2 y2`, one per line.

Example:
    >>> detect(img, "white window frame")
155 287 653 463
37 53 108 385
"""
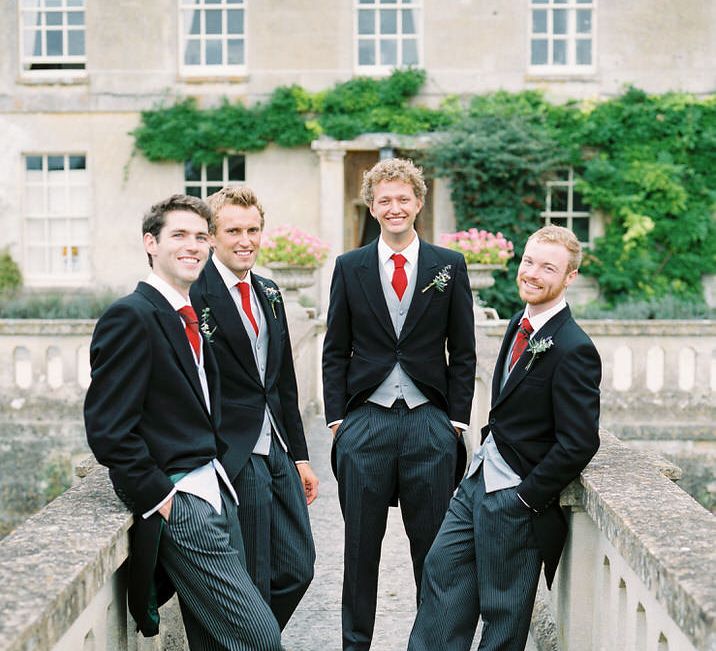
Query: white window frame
178 0 247 78
22 153 92 286
541 167 592 244
184 155 246 199
354 0 423 75
528 0 596 75
18 0 86 79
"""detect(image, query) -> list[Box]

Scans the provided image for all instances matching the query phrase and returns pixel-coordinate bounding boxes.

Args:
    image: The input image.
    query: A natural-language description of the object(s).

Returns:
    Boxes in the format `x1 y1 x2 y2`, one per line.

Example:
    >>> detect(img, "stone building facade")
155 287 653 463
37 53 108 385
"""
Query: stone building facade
0 0 714 306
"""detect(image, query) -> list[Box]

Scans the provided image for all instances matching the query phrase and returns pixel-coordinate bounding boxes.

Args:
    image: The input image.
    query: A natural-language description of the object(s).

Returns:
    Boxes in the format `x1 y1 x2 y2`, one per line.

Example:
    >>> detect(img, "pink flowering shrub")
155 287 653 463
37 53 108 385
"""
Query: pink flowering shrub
259 226 330 267
440 228 514 266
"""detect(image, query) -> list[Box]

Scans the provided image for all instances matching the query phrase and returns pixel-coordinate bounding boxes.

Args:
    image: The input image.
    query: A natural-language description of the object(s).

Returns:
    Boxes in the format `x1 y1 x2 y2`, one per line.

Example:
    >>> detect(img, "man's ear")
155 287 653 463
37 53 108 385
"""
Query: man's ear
143 232 157 259
563 268 578 289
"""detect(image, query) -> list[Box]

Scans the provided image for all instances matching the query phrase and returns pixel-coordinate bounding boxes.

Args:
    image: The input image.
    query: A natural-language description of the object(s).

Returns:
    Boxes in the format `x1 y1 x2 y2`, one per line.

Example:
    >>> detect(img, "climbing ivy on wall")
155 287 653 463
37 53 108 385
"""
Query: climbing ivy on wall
132 73 716 309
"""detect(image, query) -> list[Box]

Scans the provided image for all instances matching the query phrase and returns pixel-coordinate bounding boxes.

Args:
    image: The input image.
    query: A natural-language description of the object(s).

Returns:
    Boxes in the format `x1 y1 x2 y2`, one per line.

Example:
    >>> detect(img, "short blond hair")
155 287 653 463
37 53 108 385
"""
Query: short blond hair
527 225 583 273
206 185 265 232
360 158 427 207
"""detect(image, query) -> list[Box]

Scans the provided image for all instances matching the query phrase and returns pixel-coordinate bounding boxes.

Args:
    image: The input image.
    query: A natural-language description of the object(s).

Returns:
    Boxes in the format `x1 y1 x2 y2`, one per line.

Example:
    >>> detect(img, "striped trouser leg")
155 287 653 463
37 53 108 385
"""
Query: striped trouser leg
475 475 542 651
407 476 481 651
158 489 282 651
235 442 315 630
397 403 458 598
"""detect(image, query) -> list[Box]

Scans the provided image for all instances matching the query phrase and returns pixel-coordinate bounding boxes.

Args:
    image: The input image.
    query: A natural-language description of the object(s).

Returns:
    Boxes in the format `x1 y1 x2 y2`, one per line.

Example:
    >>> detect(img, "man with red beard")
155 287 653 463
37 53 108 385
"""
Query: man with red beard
408 225 601 651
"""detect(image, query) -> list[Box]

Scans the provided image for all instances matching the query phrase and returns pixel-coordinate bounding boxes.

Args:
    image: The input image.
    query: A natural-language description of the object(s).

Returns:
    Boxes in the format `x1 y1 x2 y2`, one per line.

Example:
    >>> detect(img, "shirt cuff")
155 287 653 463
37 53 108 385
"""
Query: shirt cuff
450 420 468 432
295 460 309 465
142 487 177 520
327 420 343 429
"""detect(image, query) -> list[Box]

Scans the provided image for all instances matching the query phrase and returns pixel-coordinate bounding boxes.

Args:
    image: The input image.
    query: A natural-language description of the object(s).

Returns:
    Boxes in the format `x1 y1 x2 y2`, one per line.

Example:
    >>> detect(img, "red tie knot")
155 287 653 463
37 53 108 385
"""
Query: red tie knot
519 318 533 336
178 305 198 325
392 253 407 269
237 281 251 299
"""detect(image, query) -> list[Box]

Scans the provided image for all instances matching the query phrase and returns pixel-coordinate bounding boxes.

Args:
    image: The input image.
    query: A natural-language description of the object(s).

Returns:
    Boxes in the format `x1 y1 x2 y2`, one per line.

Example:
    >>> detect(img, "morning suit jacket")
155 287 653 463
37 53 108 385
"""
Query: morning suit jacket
84 282 224 636
190 257 309 481
483 305 601 587
322 238 476 483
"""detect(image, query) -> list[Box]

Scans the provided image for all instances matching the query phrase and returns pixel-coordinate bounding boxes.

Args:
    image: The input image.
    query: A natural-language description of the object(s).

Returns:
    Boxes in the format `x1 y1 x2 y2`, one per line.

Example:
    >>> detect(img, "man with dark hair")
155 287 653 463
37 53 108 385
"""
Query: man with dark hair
408 225 601 651
323 158 476 650
85 194 282 650
191 184 316 630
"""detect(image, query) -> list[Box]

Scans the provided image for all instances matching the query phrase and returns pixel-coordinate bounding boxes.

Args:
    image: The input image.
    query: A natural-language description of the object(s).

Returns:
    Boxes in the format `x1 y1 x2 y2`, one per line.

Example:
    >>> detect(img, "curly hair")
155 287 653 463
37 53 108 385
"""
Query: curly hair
527 225 583 273
360 158 427 206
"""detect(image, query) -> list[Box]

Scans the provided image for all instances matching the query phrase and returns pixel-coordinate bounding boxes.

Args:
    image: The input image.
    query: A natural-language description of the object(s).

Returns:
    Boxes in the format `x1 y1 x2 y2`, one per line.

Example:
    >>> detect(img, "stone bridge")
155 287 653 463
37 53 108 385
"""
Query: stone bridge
0 314 714 650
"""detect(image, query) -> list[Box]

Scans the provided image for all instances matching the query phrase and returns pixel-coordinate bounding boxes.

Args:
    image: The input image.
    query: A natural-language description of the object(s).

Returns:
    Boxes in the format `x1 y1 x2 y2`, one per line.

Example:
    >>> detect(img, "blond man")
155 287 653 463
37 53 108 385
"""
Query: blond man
190 185 316 630
323 158 476 650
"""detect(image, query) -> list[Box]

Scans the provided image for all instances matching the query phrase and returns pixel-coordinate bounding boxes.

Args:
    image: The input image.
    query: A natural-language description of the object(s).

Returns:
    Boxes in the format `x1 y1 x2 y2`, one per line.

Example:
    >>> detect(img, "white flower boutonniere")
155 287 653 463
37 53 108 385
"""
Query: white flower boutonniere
525 336 554 371
421 264 452 294
258 280 282 318
200 307 216 343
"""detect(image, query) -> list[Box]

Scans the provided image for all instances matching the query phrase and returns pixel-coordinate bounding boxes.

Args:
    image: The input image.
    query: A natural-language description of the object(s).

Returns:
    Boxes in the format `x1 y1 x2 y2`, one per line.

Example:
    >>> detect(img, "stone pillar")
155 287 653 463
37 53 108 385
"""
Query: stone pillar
314 147 346 315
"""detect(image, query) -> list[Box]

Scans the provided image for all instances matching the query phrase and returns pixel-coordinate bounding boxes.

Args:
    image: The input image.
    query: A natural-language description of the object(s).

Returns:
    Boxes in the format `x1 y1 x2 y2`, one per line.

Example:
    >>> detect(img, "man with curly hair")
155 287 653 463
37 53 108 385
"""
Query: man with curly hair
323 158 476 650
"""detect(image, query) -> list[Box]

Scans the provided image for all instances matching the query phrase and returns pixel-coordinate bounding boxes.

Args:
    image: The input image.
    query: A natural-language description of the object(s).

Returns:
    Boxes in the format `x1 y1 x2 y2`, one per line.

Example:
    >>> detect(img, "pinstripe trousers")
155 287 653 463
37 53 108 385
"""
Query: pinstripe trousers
234 434 316 630
335 401 458 651
407 469 542 651
158 486 283 651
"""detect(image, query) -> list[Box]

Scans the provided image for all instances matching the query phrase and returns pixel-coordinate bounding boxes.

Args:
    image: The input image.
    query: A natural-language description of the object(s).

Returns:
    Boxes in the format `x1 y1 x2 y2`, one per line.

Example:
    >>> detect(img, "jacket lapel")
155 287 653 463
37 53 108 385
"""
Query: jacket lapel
356 240 396 341
252 273 282 382
492 312 521 402
202 260 262 387
398 240 439 343
492 306 572 409
137 283 210 417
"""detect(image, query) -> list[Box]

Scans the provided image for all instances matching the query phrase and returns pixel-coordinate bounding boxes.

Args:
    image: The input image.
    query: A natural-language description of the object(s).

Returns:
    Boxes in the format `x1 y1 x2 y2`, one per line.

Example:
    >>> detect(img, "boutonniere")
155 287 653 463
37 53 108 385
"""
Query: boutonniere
421 264 452 293
258 280 282 318
200 307 216 343
525 336 554 371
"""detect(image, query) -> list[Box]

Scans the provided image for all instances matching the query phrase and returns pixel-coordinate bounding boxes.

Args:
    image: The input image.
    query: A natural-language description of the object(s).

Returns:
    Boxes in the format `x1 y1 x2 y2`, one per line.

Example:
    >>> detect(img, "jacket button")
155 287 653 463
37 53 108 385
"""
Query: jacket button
489 417 496 425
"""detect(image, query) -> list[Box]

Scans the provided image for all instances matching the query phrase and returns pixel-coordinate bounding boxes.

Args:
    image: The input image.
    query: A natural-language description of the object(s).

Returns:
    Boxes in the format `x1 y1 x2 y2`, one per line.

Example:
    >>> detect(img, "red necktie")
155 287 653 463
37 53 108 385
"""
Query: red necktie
237 282 259 336
509 318 534 370
178 305 201 361
391 253 408 301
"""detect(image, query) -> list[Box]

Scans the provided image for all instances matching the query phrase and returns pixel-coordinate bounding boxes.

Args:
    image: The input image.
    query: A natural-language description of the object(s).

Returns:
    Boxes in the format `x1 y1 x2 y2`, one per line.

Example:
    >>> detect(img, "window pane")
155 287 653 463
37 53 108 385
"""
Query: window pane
380 9 397 35
380 39 397 66
25 190 44 214
69 187 90 214
26 219 45 242
359 0 374 3
551 187 568 211
184 160 201 181
576 9 591 33
184 10 201 35
26 247 46 274
185 186 202 198
205 39 222 65
228 156 245 181
532 10 547 33
48 156 65 171
67 0 84 6
206 185 222 197
26 156 43 171
358 39 375 65
550 217 567 228
68 155 85 169
184 39 200 65
403 39 418 65
553 40 567 65
572 217 590 242
573 191 589 212
531 39 548 65
553 9 567 35
50 219 69 241
206 161 223 181
45 0 62 6
358 9 375 35
205 10 222 35
46 30 63 56
402 9 416 34
553 0 567 3
227 39 244 65
48 186 66 213
531 0 548 4
70 218 89 241
227 9 243 34
46 11 63 26
576 39 592 65
67 11 84 25
68 31 84 55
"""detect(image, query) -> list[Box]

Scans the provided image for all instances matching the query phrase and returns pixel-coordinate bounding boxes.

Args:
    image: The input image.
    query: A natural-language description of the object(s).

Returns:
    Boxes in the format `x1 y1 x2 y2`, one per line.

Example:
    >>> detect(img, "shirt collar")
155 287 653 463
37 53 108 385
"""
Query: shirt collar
378 232 420 267
145 272 192 311
212 255 252 291
521 298 567 337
